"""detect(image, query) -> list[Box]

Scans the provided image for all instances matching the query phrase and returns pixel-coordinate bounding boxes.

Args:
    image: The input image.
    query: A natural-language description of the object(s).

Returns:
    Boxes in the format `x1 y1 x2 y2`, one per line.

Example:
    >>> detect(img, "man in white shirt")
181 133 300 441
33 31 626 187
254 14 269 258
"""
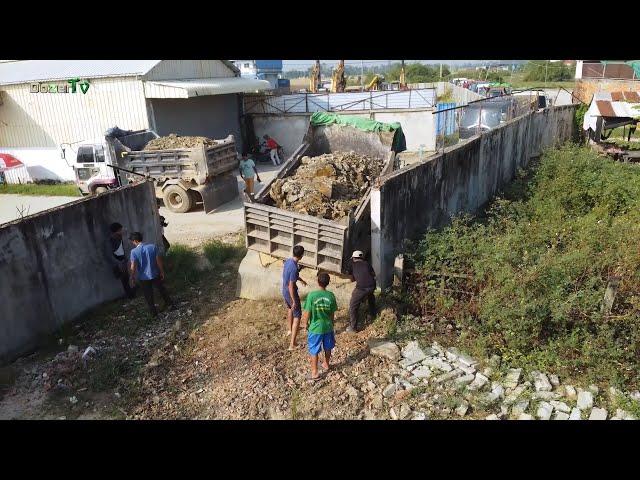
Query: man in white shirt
105 222 136 299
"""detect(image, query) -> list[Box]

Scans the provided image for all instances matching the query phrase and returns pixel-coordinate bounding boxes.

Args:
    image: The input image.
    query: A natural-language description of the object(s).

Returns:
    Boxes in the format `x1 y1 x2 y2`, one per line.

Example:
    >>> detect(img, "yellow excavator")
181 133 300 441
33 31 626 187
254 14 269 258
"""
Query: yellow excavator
330 60 346 93
309 60 321 93
365 74 383 91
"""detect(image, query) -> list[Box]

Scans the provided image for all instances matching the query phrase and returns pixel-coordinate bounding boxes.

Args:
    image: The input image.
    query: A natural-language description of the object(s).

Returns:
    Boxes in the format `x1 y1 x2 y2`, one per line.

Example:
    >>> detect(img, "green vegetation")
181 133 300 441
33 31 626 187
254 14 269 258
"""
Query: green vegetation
522 61 574 82
203 238 245 267
407 145 640 389
165 244 201 287
0 183 80 197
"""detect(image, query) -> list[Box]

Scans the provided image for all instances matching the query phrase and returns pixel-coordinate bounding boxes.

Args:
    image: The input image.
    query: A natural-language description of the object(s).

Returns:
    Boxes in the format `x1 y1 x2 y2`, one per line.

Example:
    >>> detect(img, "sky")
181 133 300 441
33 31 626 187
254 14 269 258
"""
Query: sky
282 60 513 71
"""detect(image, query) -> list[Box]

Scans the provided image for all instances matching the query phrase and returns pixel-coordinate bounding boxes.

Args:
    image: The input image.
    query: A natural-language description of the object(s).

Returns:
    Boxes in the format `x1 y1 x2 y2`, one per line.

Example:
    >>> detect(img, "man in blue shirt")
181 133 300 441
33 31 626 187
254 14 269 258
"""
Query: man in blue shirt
129 231 175 317
282 245 307 350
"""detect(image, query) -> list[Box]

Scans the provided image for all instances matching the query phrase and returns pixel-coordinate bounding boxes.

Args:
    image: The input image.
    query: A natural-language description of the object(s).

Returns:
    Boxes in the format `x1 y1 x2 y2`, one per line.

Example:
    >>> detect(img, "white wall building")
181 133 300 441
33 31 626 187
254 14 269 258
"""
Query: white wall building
231 60 282 89
0 60 270 182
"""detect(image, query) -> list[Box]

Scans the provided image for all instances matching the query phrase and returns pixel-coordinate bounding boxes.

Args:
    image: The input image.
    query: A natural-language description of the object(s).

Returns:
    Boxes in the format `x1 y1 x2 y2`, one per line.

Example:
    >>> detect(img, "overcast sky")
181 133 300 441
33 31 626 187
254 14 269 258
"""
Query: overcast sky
282 60 512 71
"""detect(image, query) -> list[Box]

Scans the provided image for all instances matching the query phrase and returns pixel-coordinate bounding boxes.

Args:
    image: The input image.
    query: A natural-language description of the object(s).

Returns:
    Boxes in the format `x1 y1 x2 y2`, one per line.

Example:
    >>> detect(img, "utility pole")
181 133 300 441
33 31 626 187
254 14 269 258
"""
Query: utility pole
361 60 364 90
544 60 548 86
440 62 443 79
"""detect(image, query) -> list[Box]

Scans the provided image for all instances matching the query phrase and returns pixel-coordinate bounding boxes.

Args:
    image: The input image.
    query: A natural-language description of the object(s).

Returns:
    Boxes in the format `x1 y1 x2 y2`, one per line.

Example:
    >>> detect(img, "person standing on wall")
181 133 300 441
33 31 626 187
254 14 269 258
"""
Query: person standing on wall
263 134 282 166
282 245 308 350
239 153 261 196
105 222 136 300
129 231 175 318
346 250 377 333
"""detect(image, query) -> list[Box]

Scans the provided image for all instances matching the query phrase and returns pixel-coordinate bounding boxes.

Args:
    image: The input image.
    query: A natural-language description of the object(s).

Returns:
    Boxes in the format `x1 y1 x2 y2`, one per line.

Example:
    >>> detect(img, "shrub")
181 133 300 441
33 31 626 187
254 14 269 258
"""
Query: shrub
407 145 640 388
203 239 245 268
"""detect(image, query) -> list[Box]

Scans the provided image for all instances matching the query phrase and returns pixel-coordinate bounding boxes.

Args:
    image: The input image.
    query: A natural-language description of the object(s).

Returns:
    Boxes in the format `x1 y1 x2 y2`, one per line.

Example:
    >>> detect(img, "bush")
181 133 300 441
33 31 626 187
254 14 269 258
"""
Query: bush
203 239 244 267
165 243 200 286
407 145 640 389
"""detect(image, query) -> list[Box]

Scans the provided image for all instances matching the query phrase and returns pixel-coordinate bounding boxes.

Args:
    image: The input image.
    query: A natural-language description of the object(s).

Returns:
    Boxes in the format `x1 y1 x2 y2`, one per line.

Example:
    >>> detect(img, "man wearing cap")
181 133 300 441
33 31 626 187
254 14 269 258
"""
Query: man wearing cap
346 250 377 333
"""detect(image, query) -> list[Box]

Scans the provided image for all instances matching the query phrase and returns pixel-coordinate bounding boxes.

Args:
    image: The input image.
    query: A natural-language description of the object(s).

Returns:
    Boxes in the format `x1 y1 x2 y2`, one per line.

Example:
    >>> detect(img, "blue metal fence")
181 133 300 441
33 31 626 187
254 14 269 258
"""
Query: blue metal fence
436 102 457 136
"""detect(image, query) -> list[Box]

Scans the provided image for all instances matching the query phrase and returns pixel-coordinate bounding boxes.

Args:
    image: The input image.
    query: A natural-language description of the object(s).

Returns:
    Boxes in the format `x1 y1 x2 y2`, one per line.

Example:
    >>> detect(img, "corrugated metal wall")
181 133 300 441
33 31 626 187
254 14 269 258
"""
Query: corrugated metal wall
0 77 150 148
144 60 236 81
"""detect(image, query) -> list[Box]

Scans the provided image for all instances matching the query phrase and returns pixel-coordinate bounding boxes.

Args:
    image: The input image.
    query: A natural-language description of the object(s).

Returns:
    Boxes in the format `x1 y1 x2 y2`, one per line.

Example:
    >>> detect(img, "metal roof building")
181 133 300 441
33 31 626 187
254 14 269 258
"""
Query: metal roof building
0 60 270 181
583 90 640 132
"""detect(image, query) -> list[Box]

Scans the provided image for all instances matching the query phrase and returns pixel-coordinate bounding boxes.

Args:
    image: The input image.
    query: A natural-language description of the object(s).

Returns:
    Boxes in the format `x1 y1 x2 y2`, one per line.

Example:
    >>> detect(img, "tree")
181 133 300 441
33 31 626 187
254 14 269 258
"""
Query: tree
523 61 573 82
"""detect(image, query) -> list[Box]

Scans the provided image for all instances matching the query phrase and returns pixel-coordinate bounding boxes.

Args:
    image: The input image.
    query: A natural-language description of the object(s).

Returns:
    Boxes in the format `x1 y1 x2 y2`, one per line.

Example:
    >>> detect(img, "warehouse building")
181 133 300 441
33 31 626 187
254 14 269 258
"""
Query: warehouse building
0 60 270 182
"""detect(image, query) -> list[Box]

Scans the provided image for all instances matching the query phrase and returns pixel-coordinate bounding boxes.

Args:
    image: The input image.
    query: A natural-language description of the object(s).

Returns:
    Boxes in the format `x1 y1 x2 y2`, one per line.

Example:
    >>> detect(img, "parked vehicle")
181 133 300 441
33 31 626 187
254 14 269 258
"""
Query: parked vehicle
73 128 239 213
459 100 513 139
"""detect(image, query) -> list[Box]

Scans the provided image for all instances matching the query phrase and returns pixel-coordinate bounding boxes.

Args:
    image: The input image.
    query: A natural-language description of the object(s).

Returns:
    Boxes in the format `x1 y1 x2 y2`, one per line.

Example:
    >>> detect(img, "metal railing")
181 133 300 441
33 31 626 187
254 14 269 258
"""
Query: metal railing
243 88 437 115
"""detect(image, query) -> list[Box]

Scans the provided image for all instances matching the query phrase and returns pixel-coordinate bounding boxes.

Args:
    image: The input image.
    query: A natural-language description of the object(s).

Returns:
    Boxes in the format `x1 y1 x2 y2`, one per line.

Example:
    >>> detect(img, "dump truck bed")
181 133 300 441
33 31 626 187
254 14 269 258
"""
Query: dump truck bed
243 124 397 274
108 131 238 185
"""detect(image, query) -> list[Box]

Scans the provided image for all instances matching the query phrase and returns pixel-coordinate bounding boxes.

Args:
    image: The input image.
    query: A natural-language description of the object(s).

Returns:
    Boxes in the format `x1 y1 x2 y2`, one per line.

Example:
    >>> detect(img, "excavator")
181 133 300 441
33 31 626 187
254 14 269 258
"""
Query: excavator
330 60 346 93
309 60 321 93
365 74 383 91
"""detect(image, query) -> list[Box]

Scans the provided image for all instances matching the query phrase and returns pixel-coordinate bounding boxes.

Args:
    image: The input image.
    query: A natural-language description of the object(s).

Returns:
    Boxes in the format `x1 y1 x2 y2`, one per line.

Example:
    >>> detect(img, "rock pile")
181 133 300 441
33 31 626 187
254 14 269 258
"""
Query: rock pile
144 134 218 150
269 152 383 220
368 338 638 421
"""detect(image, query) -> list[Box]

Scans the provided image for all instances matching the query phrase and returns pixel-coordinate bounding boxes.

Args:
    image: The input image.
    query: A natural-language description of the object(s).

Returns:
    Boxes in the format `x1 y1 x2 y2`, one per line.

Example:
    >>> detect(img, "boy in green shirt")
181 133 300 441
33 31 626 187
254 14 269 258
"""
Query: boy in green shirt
302 272 338 381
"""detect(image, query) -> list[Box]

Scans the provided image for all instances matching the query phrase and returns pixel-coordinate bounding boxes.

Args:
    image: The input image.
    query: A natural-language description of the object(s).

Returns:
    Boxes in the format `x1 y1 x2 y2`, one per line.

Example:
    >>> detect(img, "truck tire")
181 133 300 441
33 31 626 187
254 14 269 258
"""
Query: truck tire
163 185 193 213
95 186 108 194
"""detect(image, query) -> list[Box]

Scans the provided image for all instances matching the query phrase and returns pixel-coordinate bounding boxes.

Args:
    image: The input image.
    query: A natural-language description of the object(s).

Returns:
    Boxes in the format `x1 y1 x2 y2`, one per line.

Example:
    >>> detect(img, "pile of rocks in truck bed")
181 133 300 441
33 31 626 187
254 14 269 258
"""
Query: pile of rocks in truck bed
269 151 383 220
144 134 218 150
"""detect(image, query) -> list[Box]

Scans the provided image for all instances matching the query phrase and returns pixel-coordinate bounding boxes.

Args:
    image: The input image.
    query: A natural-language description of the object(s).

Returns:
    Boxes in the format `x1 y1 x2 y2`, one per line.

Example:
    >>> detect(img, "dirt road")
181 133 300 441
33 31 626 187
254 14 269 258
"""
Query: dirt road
0 194 80 225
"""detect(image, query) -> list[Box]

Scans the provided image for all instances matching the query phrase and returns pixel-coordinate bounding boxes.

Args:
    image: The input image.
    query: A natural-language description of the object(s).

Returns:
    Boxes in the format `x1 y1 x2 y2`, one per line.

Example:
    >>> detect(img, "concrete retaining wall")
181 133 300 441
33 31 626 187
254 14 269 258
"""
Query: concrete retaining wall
249 108 436 158
371 104 578 287
0 182 162 362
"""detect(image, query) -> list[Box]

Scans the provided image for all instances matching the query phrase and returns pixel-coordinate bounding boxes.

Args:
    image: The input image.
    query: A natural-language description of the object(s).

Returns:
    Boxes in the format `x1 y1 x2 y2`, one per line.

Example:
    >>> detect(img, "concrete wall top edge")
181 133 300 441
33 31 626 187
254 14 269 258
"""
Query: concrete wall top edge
0 182 151 229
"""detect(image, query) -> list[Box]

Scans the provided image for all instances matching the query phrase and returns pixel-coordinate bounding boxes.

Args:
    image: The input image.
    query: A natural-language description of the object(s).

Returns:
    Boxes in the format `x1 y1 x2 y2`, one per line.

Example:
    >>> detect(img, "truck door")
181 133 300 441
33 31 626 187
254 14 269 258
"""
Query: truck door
74 144 116 194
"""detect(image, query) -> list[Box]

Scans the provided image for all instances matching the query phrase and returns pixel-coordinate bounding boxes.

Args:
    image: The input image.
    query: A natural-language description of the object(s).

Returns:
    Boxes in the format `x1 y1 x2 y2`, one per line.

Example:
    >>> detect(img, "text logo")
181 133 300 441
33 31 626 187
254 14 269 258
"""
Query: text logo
30 78 90 94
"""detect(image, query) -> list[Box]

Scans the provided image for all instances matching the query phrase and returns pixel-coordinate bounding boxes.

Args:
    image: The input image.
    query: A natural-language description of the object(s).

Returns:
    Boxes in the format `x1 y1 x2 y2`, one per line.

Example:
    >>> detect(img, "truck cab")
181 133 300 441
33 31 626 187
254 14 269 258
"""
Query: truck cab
72 141 119 195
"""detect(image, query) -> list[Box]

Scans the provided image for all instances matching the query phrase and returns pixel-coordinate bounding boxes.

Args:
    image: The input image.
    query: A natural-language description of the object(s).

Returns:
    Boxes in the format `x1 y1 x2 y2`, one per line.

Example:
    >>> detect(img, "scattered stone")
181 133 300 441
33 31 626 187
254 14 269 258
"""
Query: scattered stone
445 348 459 362
511 400 530 417
366 381 376 391
554 412 570 420
467 372 489 391
485 414 500 420
411 366 432 380
422 357 453 372
531 391 560 401
383 384 398 398
389 407 398 420
565 385 577 399
42 372 48 379
372 394 384 410
434 369 463 384
398 403 412 420
614 409 637 420
608 386 622 400
588 384 599 396
491 383 505 399
480 391 501 407
504 384 528 405
504 368 522 389
482 367 494 378
588 407 607 420
401 341 427 365
569 408 582 420
532 372 553 392
549 374 560 387
550 401 571 413
407 375 421 386
500 405 509 417
67 345 79 354
455 362 477 375
577 391 594 410
630 391 640 402
537 402 553 420
69 396 78 405
412 411 427 420
518 413 535 420
455 401 469 417
369 340 400 361
454 374 475 388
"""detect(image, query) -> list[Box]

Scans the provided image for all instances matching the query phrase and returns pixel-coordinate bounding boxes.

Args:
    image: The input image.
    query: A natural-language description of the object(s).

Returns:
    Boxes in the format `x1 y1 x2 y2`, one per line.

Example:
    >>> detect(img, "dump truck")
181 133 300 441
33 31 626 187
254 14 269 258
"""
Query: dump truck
243 116 405 274
72 128 239 213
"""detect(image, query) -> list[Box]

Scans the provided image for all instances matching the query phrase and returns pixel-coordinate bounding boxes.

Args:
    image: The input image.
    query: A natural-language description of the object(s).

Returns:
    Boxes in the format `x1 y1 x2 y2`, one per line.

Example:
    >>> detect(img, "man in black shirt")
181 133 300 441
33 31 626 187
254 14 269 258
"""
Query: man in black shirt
105 222 136 299
346 250 376 332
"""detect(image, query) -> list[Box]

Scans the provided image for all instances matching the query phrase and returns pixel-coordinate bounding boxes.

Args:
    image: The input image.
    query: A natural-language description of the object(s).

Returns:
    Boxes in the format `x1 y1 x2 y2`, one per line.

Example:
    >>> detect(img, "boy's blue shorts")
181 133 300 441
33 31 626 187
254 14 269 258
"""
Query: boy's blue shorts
308 331 335 356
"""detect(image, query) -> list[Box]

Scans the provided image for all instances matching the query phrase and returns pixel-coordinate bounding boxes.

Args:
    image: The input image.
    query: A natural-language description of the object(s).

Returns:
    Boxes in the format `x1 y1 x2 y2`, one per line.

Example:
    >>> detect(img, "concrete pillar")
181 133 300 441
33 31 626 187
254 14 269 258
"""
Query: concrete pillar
370 186 392 289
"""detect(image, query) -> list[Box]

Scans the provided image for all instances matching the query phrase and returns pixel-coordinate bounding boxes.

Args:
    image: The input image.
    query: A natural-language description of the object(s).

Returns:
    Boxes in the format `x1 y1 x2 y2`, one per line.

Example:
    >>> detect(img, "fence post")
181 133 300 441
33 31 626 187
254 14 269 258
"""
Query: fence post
305 93 308 113
409 89 412 108
369 90 372 112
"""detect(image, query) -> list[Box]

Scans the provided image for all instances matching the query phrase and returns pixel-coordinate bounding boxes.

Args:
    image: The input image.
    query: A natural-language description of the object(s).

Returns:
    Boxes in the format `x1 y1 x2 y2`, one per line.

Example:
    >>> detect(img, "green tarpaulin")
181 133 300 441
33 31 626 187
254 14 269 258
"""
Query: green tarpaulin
309 112 406 152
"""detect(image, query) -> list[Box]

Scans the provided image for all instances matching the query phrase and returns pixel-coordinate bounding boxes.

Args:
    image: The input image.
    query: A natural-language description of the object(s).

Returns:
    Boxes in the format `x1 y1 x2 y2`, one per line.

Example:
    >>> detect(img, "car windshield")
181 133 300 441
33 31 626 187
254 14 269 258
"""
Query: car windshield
461 108 503 129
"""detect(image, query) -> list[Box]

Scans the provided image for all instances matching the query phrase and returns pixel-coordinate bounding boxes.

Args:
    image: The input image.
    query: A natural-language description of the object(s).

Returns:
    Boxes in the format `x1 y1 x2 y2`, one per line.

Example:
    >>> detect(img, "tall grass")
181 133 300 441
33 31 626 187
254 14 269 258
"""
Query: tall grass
0 183 80 196
165 244 201 287
407 145 640 389
203 238 245 268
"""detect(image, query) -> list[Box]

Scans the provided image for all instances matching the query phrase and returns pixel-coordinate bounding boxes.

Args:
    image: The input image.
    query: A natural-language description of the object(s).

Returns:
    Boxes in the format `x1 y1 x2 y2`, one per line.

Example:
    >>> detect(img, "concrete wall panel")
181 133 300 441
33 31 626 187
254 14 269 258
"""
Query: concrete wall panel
0 182 162 362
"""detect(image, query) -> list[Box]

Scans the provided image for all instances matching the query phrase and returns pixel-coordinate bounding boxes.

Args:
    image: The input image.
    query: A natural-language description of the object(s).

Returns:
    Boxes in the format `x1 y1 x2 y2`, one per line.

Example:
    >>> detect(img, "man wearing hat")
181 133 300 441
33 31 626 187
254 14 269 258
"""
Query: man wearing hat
346 250 377 333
